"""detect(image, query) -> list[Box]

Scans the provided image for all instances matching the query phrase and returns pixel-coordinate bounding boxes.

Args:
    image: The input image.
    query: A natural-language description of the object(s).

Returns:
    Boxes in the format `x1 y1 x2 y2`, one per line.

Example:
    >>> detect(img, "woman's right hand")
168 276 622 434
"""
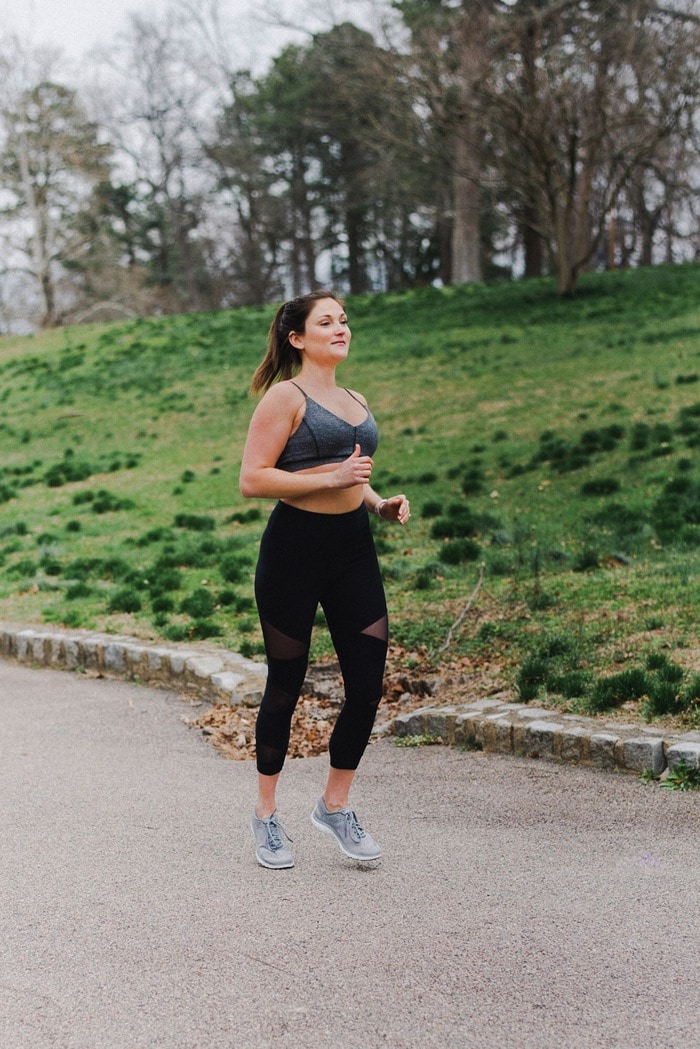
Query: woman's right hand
333 444 373 488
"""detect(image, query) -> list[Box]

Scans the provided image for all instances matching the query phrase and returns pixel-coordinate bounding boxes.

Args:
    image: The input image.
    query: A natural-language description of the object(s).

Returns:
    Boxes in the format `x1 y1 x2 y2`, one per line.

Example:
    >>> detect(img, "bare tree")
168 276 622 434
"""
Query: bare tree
482 0 700 292
87 7 221 314
0 70 111 326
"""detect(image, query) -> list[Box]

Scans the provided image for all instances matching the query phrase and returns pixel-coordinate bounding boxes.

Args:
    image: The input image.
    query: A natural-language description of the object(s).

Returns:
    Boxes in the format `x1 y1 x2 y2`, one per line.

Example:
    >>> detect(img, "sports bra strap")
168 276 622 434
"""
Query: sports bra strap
289 381 364 410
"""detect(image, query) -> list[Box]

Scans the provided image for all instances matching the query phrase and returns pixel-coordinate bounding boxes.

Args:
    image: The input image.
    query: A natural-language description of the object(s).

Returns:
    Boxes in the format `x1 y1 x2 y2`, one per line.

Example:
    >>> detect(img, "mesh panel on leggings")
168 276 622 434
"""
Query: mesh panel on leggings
255 620 309 776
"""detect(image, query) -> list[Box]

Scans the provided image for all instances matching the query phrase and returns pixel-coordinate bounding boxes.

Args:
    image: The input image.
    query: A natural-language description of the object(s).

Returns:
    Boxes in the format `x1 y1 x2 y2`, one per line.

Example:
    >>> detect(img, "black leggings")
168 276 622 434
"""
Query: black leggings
254 501 388 776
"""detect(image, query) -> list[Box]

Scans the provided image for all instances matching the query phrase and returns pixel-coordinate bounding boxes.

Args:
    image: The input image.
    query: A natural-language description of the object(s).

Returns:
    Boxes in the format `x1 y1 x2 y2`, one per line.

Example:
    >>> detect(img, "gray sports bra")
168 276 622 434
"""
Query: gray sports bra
275 382 379 473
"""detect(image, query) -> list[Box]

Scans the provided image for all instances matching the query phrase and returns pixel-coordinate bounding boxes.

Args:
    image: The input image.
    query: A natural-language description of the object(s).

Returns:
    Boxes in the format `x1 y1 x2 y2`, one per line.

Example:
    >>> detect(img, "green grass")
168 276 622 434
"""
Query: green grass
1 264 699 724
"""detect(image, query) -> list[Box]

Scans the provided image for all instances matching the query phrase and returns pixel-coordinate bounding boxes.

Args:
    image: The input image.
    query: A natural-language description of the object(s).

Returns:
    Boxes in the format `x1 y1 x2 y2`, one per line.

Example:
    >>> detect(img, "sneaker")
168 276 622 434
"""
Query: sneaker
251 812 294 869
311 796 381 861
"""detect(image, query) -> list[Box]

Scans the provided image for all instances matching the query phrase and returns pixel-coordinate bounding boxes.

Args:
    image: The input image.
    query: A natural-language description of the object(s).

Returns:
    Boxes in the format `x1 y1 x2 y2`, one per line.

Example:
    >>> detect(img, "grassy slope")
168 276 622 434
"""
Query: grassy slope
1 264 699 721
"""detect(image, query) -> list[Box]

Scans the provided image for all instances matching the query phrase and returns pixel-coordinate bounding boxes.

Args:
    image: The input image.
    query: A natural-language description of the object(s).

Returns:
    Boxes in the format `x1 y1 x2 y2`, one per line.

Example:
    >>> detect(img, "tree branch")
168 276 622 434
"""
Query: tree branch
438 562 486 654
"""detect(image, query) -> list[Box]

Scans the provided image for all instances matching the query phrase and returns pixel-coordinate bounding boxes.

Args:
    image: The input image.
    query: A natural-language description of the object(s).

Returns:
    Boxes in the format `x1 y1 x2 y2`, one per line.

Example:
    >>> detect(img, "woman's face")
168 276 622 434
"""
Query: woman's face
291 298 351 365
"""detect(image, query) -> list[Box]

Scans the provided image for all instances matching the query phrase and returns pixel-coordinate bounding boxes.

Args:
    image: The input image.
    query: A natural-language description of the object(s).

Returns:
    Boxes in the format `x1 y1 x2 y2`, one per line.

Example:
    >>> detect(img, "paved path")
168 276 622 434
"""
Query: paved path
2 660 699 1049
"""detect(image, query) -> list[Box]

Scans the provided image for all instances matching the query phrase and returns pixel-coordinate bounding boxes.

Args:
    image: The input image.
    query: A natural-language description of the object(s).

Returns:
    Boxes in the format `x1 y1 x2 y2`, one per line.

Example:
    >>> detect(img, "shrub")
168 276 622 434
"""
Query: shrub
642 680 679 719
180 588 216 618
220 554 247 584
412 566 437 590
586 668 650 712
44 458 94 487
438 538 481 565
680 673 700 710
108 587 142 614
65 582 93 601
516 655 549 702
461 464 485 496
6 557 37 578
217 588 238 607
549 669 592 699
580 478 621 496
136 526 175 547
151 594 175 614
227 508 262 524
92 490 134 514
189 620 223 639
173 513 216 532
573 547 601 572
421 500 442 519
40 558 62 576
148 568 181 594
645 652 684 682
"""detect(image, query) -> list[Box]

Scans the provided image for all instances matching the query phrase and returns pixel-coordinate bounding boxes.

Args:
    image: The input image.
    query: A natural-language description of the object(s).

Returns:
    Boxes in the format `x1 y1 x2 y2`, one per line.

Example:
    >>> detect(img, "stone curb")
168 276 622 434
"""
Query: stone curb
388 699 700 778
0 621 267 707
4 619 699 781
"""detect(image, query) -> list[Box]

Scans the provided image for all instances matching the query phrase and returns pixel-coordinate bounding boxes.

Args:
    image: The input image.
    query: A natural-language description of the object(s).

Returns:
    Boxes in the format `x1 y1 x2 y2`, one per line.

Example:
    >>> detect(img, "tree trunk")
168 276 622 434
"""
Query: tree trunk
451 130 482 285
522 205 544 278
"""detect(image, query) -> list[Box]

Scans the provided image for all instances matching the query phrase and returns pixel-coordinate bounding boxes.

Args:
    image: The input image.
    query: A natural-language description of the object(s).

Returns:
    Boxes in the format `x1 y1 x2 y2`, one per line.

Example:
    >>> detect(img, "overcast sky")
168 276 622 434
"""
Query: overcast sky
0 0 378 73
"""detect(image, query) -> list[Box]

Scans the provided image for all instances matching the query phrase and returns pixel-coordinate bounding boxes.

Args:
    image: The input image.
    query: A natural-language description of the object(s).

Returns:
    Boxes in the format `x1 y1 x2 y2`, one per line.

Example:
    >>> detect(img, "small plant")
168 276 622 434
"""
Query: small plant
660 761 700 791
220 554 247 584
108 587 142 614
65 582 93 601
586 668 650 713
419 497 440 518
581 477 621 497
173 513 216 532
573 547 601 572
92 490 134 514
438 538 481 565
516 655 549 702
393 733 443 748
188 619 223 639
180 588 216 619
411 566 438 591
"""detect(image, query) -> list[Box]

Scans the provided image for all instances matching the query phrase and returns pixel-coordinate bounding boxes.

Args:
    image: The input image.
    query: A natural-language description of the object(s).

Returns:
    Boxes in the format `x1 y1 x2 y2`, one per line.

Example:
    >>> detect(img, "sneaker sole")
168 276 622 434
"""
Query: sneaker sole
311 811 381 861
254 851 294 870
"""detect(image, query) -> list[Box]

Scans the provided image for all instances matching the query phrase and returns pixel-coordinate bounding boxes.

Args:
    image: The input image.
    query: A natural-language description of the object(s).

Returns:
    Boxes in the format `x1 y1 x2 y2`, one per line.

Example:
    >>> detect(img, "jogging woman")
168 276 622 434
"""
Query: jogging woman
239 290 410 868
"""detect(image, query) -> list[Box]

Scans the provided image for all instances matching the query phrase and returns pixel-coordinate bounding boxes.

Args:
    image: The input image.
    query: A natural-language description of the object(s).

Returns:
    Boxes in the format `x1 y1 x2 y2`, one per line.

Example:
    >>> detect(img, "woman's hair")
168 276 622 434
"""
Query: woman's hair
250 289 344 394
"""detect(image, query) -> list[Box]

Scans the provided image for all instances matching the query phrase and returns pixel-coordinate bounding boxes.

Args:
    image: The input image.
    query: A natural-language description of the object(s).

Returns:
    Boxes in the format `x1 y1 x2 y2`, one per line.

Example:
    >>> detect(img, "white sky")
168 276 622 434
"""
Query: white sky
0 0 379 73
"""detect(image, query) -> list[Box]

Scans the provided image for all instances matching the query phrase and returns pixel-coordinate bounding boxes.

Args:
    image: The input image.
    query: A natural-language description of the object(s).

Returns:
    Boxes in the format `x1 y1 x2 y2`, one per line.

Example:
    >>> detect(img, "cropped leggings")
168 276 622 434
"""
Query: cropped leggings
254 501 388 777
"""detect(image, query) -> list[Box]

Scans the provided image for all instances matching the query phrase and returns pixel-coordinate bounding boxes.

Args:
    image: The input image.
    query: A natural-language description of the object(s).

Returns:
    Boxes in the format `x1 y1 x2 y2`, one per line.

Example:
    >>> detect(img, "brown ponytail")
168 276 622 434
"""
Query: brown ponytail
250 290 344 394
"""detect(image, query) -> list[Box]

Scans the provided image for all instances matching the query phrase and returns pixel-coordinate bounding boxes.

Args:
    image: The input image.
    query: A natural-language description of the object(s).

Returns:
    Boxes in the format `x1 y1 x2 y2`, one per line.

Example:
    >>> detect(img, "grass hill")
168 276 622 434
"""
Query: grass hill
1 263 699 726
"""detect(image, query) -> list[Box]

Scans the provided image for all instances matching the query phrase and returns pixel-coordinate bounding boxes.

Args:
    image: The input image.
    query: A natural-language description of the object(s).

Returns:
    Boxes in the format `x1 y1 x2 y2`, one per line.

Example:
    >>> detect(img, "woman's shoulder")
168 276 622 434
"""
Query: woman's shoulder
258 379 306 409
346 387 368 407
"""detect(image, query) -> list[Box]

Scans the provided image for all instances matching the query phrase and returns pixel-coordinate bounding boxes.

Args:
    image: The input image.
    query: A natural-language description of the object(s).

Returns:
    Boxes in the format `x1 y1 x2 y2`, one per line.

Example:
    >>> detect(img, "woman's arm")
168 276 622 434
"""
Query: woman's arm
363 484 411 526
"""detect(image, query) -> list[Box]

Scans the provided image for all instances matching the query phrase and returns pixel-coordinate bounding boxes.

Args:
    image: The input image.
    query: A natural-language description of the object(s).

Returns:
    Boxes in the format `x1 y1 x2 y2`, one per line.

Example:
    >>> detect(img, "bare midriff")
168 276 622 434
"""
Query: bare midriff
280 465 365 515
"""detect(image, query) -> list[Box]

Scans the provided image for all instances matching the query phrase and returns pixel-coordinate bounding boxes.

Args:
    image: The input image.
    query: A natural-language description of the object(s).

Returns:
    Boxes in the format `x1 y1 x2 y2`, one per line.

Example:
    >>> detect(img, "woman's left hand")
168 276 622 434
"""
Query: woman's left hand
380 494 411 526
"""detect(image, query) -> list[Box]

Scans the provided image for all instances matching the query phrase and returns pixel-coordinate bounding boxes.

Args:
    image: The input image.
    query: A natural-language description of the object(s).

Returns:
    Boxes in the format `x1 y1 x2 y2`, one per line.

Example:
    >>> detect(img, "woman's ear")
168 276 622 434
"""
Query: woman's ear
288 330 304 351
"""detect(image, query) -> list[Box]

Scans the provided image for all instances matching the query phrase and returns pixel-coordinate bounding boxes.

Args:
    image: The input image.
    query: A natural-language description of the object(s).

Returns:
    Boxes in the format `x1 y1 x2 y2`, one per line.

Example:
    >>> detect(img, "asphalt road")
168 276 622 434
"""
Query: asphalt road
2 659 699 1049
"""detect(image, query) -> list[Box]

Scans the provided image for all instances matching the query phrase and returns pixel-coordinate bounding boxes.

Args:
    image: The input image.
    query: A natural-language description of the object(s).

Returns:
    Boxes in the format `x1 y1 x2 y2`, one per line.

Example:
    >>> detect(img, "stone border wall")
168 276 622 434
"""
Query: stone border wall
390 698 700 777
0 621 267 707
4 620 700 779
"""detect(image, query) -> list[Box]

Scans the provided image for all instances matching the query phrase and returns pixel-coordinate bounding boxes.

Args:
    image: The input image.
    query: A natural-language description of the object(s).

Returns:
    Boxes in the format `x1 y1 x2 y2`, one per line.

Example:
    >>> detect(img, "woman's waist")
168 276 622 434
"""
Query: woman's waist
279 486 365 516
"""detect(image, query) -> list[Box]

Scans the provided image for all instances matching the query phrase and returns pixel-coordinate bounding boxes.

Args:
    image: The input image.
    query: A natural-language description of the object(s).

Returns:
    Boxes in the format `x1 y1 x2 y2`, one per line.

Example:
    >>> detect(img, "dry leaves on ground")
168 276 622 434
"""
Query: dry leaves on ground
186 643 511 761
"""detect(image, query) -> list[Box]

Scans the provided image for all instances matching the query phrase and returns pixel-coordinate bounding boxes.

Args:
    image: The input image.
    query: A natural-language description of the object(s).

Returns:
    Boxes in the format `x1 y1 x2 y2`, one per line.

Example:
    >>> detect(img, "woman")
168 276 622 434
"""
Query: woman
239 290 410 869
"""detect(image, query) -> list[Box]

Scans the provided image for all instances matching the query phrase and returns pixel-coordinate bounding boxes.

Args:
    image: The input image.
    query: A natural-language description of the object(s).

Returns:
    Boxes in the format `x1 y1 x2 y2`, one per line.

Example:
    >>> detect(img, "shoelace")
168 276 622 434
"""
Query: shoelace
266 815 293 852
342 810 366 843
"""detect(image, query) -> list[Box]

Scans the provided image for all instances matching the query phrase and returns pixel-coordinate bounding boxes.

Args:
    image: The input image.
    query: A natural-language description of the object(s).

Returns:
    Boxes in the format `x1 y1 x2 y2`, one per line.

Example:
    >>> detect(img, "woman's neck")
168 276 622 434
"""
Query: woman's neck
297 365 338 392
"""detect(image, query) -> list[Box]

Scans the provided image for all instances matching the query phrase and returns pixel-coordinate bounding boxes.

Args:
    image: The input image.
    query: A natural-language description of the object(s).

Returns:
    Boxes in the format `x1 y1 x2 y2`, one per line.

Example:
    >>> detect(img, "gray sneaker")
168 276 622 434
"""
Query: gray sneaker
311 797 381 861
251 812 294 869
